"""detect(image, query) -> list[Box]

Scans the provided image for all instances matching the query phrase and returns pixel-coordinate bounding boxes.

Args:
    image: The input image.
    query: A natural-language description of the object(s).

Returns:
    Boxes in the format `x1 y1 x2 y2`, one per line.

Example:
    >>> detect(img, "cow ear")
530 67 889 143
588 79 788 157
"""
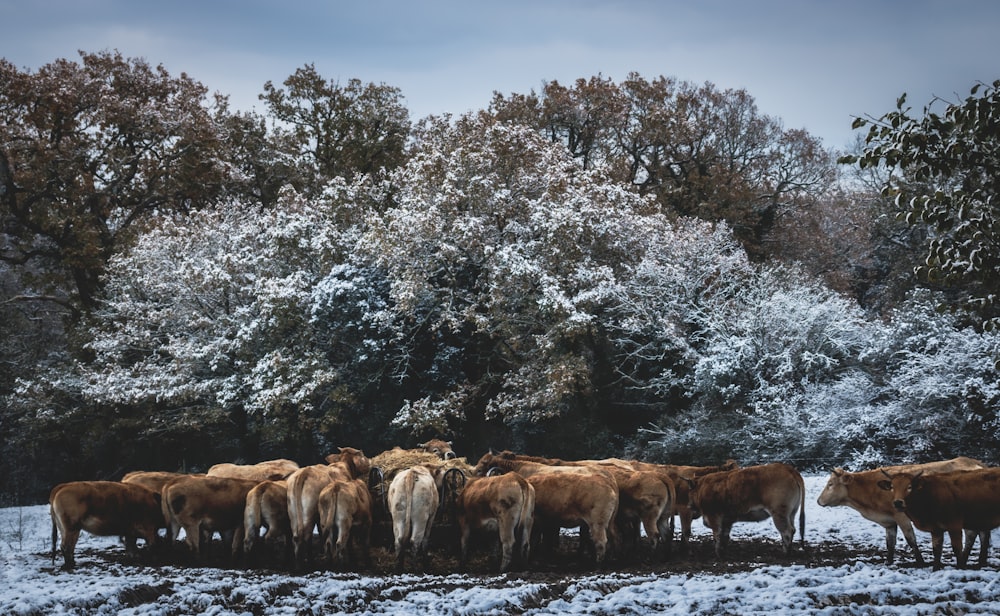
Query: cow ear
877 480 892 491
418 441 428 448
447 441 453 446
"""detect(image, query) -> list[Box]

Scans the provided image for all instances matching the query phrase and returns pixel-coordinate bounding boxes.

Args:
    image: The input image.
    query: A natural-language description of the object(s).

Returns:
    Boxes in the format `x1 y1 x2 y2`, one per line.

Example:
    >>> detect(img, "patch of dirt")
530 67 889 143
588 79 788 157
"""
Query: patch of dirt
91 524 891 581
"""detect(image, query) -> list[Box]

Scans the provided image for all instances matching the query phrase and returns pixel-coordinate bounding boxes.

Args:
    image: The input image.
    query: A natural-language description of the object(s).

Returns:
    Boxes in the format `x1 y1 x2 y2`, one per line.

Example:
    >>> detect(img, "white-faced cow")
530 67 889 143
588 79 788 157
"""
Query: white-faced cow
50 481 164 570
685 462 805 558
287 447 370 568
455 472 535 572
474 452 619 567
878 467 1000 569
207 459 300 482
387 465 441 571
161 475 260 561
817 457 986 564
318 478 373 569
243 479 292 566
419 439 457 460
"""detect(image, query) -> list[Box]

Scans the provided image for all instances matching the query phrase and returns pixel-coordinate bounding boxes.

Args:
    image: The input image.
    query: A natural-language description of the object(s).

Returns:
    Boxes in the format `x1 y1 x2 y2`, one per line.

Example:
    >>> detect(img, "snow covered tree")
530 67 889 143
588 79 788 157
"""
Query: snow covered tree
861 290 1000 462
363 114 669 453
637 262 874 465
13 186 401 464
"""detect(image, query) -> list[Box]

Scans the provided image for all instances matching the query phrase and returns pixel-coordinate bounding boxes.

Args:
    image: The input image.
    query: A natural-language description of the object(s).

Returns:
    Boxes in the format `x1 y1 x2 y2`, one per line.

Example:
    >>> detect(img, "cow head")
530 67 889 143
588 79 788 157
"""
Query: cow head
419 439 456 460
877 470 924 512
334 447 371 479
817 467 852 507
473 452 498 476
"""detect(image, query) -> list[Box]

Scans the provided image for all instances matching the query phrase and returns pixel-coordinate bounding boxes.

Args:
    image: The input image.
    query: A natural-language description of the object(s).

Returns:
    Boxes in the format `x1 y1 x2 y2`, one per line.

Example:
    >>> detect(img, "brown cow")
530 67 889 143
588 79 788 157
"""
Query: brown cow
288 447 371 568
50 481 164 570
817 457 986 564
455 472 535 572
879 468 1000 569
387 465 441 571
419 439 457 460
207 459 300 482
474 453 619 566
630 459 738 553
685 462 805 558
161 475 259 560
243 479 292 565
484 452 671 556
318 478 373 569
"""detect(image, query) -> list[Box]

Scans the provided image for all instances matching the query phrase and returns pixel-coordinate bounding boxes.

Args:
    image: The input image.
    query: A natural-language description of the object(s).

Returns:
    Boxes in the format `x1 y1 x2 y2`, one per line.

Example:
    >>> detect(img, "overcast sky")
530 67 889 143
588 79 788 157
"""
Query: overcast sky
3 0 998 150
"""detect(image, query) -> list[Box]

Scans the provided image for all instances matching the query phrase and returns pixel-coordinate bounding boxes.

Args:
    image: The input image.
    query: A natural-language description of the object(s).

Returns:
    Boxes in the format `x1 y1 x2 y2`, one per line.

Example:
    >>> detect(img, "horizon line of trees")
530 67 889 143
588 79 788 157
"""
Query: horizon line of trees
2 51 998 503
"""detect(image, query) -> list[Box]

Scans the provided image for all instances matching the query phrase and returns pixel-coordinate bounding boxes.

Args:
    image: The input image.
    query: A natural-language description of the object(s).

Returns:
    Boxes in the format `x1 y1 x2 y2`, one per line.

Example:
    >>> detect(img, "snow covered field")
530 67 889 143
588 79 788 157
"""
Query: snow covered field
2 475 999 615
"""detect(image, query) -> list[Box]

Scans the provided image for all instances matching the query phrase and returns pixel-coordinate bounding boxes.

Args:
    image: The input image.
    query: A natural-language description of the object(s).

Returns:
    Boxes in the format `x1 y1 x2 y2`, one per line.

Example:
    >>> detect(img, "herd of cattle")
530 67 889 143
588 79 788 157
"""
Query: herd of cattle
46 441 1000 574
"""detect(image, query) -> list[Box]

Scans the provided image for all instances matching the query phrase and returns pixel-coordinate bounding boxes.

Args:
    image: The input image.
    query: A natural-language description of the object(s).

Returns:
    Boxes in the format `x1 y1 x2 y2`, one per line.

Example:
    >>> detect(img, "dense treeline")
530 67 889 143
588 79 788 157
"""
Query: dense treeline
2 51 998 503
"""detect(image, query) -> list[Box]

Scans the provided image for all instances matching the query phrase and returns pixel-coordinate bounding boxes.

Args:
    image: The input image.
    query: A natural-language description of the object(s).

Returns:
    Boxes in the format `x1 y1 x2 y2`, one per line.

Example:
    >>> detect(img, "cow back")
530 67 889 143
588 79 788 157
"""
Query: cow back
207 459 300 482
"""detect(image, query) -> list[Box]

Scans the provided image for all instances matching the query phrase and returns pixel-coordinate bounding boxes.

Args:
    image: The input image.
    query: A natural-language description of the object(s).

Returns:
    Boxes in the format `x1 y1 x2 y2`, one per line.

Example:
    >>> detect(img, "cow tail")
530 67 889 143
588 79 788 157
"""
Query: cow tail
327 483 340 557
798 472 806 547
518 480 535 548
402 471 416 548
51 507 57 565
287 473 303 538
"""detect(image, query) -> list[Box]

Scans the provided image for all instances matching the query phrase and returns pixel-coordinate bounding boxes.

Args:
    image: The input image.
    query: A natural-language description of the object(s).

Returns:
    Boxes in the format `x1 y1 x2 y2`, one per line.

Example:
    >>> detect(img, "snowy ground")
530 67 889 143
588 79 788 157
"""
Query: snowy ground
2 475 999 615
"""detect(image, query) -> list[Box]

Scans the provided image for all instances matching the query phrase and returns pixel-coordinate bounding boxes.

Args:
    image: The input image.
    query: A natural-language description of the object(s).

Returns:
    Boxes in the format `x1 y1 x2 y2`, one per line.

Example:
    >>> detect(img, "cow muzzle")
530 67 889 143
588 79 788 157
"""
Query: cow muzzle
892 499 906 512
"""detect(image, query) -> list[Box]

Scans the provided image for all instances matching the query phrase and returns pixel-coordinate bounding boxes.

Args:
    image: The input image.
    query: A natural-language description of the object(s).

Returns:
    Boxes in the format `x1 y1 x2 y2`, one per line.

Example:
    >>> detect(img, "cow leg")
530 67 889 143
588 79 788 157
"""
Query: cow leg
498 516 517 572
589 522 609 567
458 521 472 571
771 509 795 555
182 523 202 557
335 523 350 568
230 527 245 561
978 531 991 568
291 531 306 570
712 519 733 559
641 512 660 553
60 528 81 571
680 510 694 555
950 528 967 568
882 525 898 565
957 529 983 569
894 519 923 565
393 531 408 572
358 524 373 571
656 512 673 560
518 512 533 567
930 530 945 570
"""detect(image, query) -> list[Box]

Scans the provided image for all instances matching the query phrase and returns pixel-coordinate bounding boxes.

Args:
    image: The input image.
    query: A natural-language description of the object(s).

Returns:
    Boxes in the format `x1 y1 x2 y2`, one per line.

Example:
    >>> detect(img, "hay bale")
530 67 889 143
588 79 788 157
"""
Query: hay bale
369 447 474 482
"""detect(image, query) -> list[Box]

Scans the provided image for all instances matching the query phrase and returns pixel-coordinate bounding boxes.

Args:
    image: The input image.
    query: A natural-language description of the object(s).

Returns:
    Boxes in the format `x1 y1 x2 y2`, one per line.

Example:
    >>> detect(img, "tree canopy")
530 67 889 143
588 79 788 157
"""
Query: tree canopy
846 80 1000 327
0 50 227 313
